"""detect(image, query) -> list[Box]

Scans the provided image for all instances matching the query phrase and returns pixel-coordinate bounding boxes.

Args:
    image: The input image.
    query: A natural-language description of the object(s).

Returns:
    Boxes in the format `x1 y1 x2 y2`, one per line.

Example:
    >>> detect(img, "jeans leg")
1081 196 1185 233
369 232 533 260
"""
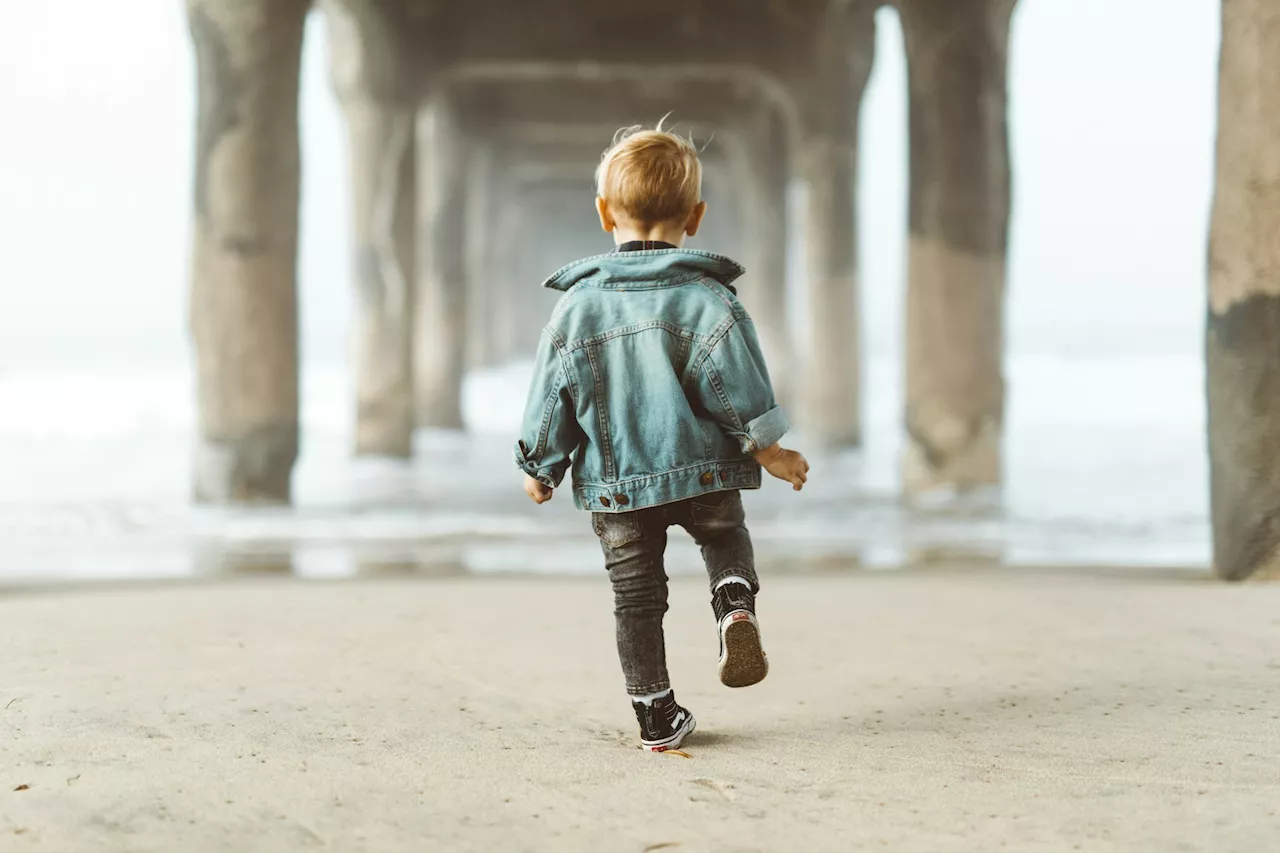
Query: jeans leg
593 510 671 695
678 490 759 594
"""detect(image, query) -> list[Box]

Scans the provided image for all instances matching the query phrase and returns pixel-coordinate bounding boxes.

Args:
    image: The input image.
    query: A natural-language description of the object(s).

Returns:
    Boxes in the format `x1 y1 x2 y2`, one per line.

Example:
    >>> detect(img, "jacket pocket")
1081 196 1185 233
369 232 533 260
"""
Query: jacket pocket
592 512 645 550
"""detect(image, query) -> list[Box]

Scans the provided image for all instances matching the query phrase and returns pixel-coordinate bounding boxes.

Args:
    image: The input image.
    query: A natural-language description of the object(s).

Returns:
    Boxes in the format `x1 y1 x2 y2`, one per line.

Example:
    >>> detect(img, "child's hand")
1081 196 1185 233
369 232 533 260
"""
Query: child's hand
753 444 810 491
524 474 553 504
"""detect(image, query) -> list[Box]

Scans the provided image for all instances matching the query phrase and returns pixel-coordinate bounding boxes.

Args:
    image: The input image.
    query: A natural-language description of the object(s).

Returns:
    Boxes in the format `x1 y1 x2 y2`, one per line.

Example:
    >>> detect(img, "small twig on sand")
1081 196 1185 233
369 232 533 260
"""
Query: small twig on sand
4 698 19 711
662 749 692 759
643 844 683 852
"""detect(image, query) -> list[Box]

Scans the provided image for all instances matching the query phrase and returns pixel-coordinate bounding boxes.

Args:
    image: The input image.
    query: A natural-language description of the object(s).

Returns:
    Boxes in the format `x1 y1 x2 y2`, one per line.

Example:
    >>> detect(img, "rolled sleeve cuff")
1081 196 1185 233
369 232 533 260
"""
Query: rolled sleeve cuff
514 441 564 489
735 406 790 454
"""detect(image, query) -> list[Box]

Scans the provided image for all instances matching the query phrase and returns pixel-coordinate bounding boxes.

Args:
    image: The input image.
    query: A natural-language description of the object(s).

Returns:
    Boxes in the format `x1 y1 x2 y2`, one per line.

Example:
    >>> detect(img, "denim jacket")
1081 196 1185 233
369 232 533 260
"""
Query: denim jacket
513 247 789 513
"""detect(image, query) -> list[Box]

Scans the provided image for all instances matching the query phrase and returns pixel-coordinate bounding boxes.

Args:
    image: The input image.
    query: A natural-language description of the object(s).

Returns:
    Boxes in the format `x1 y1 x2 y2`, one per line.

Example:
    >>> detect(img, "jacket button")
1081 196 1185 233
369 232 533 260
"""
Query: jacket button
615 495 629 506
599 496 611 508
700 471 714 486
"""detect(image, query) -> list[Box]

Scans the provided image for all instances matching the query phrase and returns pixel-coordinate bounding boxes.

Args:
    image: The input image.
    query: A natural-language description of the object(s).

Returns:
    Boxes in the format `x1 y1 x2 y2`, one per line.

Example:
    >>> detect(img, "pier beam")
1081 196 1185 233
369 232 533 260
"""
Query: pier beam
794 1 877 447
489 192 527 368
1206 0 1280 581
187 0 310 503
735 110 793 405
464 139 496 372
324 1 417 457
414 98 469 430
898 0 1016 496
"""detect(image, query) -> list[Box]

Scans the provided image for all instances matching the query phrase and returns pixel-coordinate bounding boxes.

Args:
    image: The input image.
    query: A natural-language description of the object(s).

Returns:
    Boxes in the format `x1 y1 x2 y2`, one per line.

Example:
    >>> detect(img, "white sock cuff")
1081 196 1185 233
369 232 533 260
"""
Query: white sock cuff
629 689 672 706
714 575 752 592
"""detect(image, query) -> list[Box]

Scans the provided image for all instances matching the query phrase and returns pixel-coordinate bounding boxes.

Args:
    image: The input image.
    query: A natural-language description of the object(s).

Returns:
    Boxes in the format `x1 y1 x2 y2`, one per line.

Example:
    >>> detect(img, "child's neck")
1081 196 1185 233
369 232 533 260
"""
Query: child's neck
613 223 687 248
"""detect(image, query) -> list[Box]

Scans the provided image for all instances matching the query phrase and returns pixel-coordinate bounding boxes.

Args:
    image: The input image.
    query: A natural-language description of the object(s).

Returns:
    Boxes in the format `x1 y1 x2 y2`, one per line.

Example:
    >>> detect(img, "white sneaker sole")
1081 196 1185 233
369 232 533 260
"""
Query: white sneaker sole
718 611 768 688
641 711 696 753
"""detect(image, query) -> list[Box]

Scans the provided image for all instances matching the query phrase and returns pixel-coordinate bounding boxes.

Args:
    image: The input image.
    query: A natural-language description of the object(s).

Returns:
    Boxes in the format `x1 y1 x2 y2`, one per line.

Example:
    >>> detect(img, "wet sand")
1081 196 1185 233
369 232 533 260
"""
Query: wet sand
2 571 1277 852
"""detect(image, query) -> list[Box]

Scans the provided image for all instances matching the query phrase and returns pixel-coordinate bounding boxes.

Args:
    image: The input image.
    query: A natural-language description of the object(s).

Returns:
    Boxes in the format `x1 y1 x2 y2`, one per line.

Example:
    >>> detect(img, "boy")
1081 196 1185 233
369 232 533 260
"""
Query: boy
513 124 809 752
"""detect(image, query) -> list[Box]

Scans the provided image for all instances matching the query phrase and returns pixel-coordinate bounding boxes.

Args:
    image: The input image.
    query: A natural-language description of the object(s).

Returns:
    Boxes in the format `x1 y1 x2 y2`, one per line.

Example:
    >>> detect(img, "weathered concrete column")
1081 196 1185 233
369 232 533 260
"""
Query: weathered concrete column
898 0 1016 496
493 224 522 367
756 196 791 405
698 162 746 265
414 98 468 429
485 190 527 368
464 140 496 372
794 2 877 446
735 112 793 406
187 0 309 503
324 2 417 457
1206 0 1280 582
797 135 859 446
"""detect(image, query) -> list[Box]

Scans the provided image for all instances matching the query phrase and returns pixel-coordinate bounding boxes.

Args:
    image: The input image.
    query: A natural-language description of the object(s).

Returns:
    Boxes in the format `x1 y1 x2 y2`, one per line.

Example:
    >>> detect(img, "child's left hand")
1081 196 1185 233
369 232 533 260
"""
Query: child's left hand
524 474 553 504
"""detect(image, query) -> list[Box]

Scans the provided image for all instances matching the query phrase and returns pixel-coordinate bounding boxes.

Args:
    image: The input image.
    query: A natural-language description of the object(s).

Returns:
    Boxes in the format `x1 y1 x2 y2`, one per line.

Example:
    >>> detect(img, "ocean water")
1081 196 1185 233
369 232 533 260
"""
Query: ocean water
0 1 1220 581
0 354 1210 582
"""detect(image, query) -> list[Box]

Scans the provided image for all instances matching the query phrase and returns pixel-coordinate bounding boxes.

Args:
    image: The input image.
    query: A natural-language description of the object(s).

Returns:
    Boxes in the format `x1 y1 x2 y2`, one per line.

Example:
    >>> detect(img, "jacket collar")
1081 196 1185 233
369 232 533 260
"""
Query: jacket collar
541 248 745 294
617 239 679 252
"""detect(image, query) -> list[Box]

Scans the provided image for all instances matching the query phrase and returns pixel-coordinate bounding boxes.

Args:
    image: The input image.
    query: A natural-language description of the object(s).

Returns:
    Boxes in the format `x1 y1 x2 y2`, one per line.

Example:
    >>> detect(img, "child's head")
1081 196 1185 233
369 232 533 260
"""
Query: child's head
594 121 708 244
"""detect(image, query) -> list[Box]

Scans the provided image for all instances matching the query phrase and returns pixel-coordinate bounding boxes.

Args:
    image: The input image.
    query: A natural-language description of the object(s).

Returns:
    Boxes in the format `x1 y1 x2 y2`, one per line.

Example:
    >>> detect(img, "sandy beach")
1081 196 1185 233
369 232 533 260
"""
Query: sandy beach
2 570 1277 852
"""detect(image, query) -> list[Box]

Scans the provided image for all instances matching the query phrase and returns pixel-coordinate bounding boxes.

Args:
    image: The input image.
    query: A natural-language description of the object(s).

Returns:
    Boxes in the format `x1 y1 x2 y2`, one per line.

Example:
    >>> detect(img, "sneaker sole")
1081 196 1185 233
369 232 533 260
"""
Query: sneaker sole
719 613 768 688
642 712 696 753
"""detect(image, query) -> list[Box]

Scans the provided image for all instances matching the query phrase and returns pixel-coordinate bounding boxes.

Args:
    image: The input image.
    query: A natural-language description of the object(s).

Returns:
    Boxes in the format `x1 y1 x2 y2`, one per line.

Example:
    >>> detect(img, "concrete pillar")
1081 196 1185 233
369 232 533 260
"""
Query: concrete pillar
414 99 468 430
464 140 495 372
489 193 525 368
486 168 596 368
1206 0 1280 582
898 0 1016 496
186 0 309 504
757 204 792 404
507 182 589 356
795 2 878 447
698 162 745 262
797 135 859 446
735 112 792 405
324 3 416 457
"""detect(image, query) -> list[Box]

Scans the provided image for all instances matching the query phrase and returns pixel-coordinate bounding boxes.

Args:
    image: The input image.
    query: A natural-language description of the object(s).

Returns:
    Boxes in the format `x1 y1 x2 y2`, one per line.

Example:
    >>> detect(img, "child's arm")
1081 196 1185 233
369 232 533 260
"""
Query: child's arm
693 314 809 490
514 329 582 504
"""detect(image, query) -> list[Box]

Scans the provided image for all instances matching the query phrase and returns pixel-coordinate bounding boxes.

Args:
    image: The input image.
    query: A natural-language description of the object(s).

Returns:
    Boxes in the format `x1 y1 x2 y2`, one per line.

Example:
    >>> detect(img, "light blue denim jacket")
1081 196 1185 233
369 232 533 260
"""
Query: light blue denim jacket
514 248 789 513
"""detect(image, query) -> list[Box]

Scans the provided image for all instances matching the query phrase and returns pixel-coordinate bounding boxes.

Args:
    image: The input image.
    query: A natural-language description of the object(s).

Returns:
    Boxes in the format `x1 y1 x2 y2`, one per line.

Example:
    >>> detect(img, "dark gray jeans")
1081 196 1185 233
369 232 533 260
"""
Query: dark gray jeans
591 489 759 695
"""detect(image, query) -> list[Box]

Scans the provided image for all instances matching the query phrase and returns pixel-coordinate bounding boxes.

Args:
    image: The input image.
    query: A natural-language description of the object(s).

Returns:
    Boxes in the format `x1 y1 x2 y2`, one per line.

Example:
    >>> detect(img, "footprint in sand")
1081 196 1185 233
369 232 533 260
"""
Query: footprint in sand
687 777 736 803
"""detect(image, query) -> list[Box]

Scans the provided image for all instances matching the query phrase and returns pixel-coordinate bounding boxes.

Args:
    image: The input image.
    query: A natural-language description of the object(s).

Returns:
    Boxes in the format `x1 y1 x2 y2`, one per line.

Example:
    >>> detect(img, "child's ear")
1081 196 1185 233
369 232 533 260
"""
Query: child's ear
595 197 616 233
685 201 708 237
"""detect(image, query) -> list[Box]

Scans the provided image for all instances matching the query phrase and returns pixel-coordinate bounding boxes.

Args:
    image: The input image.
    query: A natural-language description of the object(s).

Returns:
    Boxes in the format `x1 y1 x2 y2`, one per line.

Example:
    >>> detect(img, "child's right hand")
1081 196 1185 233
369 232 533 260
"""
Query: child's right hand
753 444 810 491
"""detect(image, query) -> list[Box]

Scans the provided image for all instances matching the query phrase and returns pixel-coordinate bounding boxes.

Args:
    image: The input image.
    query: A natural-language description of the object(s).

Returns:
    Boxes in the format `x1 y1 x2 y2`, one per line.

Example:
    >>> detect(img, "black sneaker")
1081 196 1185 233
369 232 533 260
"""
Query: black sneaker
712 582 768 688
631 691 696 752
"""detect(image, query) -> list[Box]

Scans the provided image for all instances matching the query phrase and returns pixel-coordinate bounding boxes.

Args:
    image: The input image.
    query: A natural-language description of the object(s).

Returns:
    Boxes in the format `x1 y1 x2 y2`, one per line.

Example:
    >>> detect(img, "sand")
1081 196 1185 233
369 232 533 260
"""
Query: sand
2 570 1278 852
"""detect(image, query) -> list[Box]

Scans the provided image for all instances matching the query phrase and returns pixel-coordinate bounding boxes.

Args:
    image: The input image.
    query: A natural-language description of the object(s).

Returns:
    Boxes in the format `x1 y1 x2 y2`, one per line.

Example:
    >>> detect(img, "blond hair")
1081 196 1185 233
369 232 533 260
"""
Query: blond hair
595 121 703 225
